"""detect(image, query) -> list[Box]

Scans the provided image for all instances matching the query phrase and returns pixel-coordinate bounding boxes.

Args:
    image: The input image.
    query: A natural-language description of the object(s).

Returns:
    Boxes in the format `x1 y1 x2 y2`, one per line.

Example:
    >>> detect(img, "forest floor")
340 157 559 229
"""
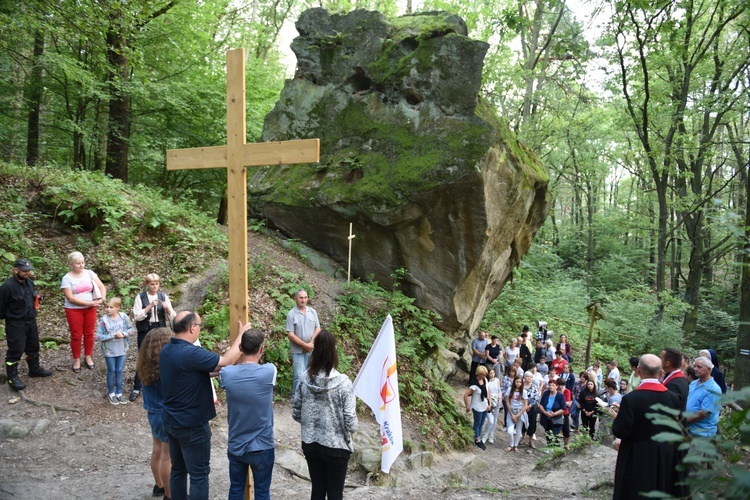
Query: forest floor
0 231 617 499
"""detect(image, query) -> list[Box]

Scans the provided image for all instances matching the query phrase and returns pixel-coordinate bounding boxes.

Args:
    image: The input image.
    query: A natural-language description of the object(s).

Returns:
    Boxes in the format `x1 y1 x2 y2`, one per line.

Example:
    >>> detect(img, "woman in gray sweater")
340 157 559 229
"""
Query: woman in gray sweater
292 330 358 500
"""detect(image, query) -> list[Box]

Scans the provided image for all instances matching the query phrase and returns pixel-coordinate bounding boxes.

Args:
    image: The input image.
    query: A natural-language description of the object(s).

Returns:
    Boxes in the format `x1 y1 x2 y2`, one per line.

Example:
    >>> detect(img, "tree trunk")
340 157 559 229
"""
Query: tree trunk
104 18 130 181
24 30 44 166
735 158 750 391
586 179 594 275
217 194 228 225
654 179 668 319
671 202 681 293
551 211 559 247
681 211 704 336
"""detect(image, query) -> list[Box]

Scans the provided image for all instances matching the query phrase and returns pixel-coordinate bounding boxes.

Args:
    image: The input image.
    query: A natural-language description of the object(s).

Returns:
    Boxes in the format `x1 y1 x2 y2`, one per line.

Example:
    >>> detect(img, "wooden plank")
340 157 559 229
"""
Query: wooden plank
166 145 227 170
226 48 249 343
166 139 319 170
242 138 320 166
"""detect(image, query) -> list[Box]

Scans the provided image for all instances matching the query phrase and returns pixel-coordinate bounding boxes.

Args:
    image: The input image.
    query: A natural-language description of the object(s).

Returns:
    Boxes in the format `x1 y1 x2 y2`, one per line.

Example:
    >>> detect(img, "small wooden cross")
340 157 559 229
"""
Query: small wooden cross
167 48 319 342
347 223 355 282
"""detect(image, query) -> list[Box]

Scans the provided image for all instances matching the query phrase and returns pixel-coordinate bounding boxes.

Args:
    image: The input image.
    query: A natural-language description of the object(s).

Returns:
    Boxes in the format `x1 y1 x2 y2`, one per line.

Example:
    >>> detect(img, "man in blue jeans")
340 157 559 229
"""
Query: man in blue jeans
286 289 320 396
160 311 246 500
220 328 277 500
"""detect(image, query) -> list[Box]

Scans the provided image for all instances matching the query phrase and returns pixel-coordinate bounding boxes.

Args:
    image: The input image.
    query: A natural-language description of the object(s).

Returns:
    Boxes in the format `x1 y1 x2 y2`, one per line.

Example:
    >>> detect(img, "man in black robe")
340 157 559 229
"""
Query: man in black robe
661 347 689 411
611 354 683 500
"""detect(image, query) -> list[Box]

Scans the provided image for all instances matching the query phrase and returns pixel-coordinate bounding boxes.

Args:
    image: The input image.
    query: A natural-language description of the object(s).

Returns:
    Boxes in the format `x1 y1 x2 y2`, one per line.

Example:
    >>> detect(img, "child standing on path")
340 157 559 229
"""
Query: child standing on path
96 297 134 404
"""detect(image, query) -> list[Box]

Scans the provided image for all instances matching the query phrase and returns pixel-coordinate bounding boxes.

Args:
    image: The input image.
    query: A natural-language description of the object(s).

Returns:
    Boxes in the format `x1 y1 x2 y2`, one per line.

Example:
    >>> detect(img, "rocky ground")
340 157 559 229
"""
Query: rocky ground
0 359 616 500
0 231 617 499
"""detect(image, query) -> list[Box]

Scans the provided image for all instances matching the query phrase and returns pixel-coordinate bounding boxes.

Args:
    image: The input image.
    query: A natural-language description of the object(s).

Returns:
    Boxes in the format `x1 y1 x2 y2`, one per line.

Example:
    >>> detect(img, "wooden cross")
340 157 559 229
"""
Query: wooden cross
166 48 319 342
347 222 355 282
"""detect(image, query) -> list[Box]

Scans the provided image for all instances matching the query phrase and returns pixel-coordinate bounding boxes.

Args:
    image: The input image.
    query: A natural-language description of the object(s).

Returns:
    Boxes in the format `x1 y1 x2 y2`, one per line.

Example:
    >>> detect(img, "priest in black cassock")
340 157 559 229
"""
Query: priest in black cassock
611 354 684 500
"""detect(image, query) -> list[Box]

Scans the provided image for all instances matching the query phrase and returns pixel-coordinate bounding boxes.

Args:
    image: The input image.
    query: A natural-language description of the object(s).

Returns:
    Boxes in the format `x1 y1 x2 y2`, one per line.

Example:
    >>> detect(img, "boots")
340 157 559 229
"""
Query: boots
26 356 52 377
5 362 26 391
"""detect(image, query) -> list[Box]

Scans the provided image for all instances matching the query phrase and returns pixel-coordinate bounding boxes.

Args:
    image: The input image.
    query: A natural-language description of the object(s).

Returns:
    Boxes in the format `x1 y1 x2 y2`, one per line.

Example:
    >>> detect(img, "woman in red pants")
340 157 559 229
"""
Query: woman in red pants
61 251 106 372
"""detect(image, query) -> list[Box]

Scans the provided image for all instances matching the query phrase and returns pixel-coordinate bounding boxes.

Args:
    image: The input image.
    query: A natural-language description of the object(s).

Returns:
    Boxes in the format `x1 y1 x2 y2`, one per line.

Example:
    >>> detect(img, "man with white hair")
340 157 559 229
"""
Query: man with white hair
686 356 722 437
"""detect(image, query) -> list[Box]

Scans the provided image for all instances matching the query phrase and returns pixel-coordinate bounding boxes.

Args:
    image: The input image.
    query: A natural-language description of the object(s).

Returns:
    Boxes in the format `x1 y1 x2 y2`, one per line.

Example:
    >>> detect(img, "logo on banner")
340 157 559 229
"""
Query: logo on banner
380 357 398 449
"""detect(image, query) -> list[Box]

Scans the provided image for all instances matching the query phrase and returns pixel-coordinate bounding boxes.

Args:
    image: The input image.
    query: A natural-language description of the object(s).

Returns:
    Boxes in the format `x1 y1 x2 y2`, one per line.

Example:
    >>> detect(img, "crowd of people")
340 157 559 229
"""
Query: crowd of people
465 321 728 498
0 255 732 499
0 255 357 500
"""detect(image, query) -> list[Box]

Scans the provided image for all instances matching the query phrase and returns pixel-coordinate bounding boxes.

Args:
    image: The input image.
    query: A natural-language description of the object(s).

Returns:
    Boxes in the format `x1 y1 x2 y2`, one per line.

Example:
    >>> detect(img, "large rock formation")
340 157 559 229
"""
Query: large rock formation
249 8 549 335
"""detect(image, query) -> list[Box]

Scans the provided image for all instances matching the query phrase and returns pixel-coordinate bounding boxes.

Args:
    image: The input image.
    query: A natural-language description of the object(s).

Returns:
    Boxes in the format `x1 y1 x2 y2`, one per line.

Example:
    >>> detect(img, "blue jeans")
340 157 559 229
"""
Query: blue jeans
570 399 580 428
472 409 487 441
291 351 311 396
228 448 274 500
164 421 212 500
104 355 125 394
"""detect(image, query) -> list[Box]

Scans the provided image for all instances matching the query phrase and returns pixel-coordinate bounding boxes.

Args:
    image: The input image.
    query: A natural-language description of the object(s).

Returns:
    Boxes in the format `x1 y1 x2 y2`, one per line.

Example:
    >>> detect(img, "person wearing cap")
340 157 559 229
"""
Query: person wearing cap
0 258 53 391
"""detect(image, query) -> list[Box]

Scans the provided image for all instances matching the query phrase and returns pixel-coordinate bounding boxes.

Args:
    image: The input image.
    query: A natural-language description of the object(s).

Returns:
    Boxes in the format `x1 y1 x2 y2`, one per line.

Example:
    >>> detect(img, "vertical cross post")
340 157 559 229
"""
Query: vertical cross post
347 223 356 282
166 49 319 343
226 49 249 337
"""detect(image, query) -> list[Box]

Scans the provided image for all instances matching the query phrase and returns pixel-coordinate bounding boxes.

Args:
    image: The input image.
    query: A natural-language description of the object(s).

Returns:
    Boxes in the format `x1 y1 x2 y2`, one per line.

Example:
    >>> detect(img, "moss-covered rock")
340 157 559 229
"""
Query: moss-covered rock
249 8 550 334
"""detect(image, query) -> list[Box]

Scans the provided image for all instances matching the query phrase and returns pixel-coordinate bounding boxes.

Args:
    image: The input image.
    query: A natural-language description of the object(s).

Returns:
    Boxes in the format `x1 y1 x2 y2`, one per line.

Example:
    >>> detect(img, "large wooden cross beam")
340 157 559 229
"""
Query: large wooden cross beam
167 48 319 342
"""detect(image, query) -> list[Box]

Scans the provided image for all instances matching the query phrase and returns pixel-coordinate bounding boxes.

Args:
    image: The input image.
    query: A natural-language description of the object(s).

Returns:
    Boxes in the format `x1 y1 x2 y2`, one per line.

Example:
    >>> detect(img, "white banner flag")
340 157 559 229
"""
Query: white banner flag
352 314 403 473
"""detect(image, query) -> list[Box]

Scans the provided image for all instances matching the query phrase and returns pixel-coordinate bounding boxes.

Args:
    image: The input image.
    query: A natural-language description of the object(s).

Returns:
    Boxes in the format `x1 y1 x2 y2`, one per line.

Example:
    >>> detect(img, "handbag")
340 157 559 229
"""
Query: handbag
552 414 564 425
90 271 102 300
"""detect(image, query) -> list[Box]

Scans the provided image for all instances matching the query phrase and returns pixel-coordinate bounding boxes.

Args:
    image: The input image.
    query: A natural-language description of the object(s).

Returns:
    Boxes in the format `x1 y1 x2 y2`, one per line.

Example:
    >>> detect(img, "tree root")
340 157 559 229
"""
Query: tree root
17 389 80 414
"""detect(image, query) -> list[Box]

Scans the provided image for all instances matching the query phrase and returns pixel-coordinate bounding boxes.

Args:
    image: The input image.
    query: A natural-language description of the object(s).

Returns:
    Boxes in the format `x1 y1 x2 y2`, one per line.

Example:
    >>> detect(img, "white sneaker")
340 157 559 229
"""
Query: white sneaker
481 436 488 443
532 433 537 441
488 437 494 444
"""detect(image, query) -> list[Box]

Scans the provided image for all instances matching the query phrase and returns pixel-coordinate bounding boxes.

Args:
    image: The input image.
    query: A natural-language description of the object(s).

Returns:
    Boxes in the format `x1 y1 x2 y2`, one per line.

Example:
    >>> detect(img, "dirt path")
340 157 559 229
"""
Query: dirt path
0 348 616 499
0 230 616 498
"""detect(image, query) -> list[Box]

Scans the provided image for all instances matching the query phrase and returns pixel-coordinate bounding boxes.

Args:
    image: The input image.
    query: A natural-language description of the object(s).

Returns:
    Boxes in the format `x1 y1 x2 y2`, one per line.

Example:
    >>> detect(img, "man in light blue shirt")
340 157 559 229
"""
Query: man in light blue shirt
286 289 321 396
220 328 277 500
686 356 722 437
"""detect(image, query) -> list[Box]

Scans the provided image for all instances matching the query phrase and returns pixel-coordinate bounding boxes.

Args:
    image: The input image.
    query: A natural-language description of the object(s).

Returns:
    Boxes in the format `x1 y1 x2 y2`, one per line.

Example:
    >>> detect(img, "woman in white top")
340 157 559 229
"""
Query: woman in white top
464 365 490 450
130 273 175 402
504 337 519 369
61 251 106 372
481 368 502 444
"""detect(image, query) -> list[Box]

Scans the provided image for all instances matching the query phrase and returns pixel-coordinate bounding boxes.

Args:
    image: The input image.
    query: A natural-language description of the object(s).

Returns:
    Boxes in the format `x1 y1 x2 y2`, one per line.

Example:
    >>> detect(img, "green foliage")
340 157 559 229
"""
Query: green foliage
691 302 738 367
482 245 687 370
248 219 266 232
536 430 594 468
646 388 750 499
199 297 230 351
0 162 226 304
264 337 292 398
330 270 472 449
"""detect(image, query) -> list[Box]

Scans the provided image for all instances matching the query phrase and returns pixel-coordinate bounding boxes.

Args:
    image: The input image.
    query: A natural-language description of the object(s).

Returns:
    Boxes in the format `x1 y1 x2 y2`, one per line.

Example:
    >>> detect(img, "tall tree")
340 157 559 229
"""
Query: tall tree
103 1 176 182
605 0 749 328
24 29 44 166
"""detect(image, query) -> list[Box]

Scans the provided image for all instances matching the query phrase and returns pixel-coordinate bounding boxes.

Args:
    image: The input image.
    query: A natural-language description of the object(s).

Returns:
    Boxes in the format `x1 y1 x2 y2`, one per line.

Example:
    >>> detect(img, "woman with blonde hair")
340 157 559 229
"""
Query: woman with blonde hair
136 327 173 500
464 364 490 450
480 368 502 444
61 251 106 372
130 273 175 402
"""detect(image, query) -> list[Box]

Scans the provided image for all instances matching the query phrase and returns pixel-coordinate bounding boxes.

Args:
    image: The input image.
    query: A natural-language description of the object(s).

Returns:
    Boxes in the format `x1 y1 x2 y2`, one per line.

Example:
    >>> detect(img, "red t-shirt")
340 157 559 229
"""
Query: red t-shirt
551 358 567 376
562 387 572 415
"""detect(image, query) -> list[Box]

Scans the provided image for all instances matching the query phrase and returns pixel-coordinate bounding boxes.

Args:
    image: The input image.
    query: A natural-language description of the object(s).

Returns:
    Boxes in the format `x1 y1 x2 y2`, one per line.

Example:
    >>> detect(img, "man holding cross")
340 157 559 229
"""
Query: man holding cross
287 289 321 396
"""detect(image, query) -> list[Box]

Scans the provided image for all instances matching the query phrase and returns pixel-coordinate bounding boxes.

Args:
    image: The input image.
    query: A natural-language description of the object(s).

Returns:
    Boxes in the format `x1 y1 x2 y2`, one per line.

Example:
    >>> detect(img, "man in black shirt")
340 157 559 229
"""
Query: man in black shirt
0 258 52 391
